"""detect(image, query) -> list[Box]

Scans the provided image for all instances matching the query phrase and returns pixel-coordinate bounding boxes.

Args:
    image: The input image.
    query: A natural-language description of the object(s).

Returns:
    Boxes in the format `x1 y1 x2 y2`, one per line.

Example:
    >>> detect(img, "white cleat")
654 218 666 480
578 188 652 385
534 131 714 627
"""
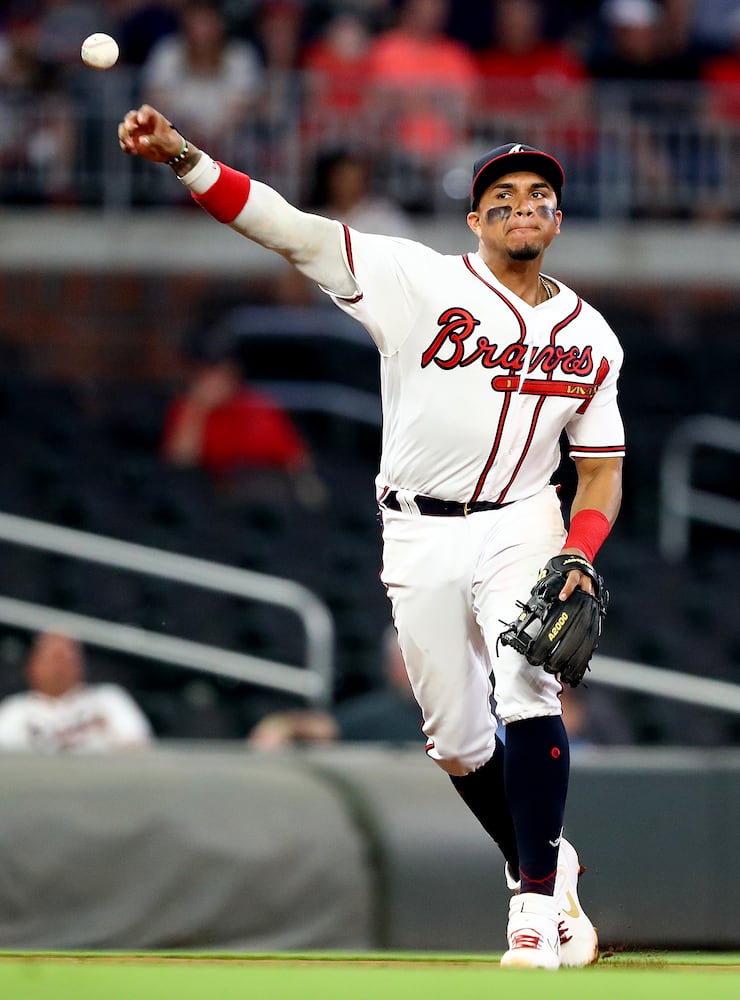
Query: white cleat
500 892 561 970
555 838 599 967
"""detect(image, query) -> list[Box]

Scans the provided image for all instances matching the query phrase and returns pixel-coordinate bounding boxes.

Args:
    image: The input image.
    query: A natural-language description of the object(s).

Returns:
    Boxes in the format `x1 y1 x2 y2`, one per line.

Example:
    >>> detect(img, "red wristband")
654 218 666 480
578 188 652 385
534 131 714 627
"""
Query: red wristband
192 162 251 223
564 509 611 563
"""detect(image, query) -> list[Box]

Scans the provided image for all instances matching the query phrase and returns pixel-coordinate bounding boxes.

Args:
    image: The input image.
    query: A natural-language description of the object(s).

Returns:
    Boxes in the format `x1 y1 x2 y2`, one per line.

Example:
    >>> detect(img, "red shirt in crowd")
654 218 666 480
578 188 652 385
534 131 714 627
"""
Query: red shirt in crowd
477 42 588 109
302 37 372 114
702 55 740 121
162 387 308 475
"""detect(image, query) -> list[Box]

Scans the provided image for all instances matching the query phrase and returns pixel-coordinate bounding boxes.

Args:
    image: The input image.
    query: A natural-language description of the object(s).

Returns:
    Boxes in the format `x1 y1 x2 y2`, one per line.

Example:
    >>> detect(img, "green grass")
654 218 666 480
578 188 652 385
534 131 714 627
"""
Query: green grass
1 951 738 1000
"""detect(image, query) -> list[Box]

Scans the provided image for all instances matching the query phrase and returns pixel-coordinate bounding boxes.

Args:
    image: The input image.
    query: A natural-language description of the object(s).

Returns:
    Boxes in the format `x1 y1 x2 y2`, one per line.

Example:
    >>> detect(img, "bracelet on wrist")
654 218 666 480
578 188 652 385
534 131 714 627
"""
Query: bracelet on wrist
166 137 189 166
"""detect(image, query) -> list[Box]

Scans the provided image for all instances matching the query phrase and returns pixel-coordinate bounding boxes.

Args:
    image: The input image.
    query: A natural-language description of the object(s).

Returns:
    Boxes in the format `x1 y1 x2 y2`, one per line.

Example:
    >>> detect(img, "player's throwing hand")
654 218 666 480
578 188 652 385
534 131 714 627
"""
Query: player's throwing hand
118 104 183 163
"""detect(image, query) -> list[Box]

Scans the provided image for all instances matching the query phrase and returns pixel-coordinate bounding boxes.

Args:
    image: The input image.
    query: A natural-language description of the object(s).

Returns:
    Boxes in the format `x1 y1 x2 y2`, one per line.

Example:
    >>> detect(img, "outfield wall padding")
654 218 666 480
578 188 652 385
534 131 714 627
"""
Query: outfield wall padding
305 745 740 951
0 745 737 951
0 748 374 950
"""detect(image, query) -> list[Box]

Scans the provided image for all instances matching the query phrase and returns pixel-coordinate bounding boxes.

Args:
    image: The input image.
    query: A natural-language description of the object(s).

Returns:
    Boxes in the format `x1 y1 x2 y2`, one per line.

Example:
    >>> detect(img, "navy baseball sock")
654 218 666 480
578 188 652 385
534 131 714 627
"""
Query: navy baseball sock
450 737 519 875
504 715 570 895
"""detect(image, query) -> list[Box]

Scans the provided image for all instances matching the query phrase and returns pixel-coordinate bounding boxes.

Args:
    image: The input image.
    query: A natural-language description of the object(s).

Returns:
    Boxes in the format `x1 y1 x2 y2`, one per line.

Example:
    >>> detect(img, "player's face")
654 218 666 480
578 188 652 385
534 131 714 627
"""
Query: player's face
467 171 561 262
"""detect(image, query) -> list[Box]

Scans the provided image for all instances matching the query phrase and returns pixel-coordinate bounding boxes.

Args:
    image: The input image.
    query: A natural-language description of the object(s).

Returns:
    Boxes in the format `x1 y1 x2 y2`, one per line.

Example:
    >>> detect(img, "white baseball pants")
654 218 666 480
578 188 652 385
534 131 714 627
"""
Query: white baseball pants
380 485 567 776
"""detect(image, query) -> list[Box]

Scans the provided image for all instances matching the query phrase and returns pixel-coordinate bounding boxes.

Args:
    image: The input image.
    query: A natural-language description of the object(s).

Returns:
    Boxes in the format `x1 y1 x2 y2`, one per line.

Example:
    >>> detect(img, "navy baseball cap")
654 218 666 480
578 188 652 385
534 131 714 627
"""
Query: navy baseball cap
471 143 565 209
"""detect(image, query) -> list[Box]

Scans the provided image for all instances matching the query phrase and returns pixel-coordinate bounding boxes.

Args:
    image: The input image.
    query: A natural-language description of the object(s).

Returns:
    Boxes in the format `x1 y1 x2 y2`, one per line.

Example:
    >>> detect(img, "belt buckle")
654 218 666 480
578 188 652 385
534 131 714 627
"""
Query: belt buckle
463 502 470 517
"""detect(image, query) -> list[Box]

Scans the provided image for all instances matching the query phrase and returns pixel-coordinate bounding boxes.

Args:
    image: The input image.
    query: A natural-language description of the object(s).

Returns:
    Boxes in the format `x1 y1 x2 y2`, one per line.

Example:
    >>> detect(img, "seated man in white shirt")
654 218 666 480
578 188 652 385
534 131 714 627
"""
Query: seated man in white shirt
0 631 153 753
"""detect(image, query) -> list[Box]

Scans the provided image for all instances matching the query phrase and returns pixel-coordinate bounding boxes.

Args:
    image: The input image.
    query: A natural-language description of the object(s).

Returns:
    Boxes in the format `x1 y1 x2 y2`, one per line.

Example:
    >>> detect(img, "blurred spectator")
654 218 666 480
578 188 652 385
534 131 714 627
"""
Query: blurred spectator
477 0 591 123
366 0 477 206
247 624 423 748
252 0 305 75
249 0 306 148
161 350 326 508
140 0 262 152
278 144 416 304
301 9 374 143
0 1 76 204
701 9 740 122
476 0 594 212
308 146 415 237
559 684 635 748
0 632 153 753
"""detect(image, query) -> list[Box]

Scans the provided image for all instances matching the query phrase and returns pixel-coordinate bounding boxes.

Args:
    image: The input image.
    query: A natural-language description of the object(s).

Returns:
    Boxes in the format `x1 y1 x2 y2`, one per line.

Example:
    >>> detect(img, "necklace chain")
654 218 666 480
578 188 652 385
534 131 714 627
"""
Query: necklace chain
540 275 553 300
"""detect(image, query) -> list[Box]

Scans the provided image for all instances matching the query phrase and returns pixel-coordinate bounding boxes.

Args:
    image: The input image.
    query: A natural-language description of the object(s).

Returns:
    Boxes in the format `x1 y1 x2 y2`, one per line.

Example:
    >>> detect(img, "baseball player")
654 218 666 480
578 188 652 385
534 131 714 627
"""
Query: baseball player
118 106 624 969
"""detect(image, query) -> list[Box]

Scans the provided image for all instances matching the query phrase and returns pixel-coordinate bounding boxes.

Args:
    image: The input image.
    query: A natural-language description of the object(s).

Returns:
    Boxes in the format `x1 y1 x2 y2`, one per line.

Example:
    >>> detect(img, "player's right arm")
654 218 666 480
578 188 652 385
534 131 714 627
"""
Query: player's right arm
117 104 357 298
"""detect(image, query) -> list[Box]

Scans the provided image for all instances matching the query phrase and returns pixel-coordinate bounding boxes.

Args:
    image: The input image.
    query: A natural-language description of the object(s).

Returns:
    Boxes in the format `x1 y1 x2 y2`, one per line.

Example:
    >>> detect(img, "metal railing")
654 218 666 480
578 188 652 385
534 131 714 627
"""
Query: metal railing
591 654 740 716
658 415 740 561
4 75 740 218
0 517 737 726
0 511 335 706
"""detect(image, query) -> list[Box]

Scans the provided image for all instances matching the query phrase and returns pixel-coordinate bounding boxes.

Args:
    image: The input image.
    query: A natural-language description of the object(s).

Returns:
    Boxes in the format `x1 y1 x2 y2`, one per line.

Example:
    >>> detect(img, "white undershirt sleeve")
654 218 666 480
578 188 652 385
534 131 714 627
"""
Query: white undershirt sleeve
178 155 358 299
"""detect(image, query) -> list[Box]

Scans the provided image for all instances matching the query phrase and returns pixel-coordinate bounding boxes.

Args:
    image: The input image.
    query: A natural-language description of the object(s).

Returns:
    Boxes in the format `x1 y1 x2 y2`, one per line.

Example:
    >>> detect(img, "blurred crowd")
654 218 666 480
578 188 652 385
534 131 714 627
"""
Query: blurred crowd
5 0 740 216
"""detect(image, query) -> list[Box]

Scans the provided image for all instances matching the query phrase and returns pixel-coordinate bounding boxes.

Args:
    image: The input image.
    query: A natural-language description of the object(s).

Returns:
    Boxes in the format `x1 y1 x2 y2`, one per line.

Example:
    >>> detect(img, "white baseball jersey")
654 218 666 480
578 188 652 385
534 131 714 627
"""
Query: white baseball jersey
0 684 153 753
329 230 625 504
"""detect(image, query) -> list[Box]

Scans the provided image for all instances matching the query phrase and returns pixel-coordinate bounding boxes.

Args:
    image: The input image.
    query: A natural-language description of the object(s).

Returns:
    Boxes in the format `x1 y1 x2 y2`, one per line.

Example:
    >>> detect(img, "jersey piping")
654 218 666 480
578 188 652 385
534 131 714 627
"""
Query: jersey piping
493 298 583 503
569 444 625 455
461 255 622 500
336 224 363 303
462 253 530 504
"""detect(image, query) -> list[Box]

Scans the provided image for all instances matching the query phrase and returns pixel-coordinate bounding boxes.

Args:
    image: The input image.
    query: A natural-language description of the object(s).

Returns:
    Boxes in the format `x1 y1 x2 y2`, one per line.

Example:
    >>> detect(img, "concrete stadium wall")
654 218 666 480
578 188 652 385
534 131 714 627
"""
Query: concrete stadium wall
0 744 737 953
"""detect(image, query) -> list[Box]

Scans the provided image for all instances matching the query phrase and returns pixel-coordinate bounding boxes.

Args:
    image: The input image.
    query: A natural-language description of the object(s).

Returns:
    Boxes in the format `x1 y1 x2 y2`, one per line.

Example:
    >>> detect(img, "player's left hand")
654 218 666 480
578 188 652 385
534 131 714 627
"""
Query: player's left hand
497 554 609 687
118 104 183 163
556 547 595 600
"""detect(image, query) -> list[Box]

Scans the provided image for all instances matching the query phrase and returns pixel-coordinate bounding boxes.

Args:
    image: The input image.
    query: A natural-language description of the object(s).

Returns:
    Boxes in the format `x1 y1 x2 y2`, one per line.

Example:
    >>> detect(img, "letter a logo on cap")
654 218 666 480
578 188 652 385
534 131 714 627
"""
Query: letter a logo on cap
509 144 526 153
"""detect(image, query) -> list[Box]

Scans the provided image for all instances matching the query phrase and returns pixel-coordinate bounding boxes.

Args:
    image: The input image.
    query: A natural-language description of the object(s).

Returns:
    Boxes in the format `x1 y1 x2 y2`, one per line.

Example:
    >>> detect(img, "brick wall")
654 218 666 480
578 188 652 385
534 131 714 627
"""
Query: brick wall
0 271 276 382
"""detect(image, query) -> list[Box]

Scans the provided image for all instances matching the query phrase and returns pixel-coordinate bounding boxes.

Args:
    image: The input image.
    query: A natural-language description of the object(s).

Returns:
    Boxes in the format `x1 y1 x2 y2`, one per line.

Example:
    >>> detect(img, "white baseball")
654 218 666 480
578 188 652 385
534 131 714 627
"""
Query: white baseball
81 33 119 71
